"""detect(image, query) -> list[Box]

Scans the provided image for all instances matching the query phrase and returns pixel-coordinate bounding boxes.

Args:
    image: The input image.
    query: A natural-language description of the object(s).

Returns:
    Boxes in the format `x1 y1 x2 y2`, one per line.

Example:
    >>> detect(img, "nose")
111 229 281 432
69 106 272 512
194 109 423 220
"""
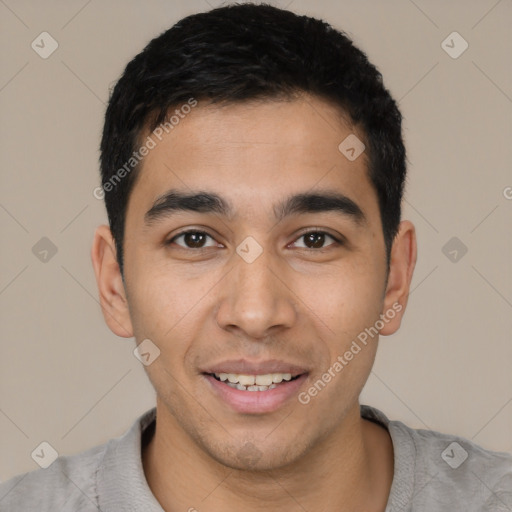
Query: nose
215 247 297 340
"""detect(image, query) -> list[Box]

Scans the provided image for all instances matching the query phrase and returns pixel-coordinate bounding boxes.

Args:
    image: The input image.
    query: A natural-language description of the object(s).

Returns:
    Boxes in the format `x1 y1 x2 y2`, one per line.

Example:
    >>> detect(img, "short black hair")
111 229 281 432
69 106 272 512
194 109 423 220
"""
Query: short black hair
99 3 407 278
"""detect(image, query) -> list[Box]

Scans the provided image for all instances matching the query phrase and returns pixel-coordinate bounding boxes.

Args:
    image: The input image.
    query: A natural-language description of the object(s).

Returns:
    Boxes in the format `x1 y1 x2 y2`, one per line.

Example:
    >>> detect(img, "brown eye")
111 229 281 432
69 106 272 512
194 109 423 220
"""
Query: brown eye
168 231 217 249
292 231 340 250
304 232 326 248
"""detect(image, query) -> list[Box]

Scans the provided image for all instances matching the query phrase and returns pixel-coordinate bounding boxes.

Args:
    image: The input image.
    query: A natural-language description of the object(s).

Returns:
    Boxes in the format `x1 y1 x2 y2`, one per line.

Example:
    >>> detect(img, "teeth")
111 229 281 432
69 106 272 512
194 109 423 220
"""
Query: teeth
214 372 295 385
238 375 256 386
211 372 299 391
255 374 272 386
226 382 278 391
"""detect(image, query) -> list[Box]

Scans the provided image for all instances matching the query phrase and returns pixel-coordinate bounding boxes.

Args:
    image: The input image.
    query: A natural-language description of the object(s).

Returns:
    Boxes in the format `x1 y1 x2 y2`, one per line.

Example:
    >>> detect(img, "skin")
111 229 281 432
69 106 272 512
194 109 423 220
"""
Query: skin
91 94 417 512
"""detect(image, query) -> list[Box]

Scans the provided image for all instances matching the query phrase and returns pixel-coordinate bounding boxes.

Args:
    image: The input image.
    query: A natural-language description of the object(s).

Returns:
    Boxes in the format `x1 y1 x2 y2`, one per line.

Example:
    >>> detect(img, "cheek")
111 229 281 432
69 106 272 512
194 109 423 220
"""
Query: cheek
127 271 204 403
126 264 226 378
294 258 383 400
128 263 208 330
301 313 380 419
292 259 383 338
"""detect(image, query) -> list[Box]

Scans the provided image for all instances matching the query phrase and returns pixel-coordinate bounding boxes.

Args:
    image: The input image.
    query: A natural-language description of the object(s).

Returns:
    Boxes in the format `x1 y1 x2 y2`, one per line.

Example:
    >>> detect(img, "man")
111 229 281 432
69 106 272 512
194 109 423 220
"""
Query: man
1 3 510 511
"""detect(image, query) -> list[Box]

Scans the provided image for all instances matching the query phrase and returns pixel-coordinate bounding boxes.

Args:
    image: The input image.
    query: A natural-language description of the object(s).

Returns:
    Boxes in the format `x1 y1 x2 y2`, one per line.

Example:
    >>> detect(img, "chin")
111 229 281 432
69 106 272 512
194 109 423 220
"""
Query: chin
202 436 307 473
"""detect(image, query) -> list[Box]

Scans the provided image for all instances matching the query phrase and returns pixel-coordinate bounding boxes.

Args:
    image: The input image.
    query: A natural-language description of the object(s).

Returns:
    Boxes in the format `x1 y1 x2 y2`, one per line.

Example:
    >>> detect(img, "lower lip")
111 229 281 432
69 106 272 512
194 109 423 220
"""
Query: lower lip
203 373 308 414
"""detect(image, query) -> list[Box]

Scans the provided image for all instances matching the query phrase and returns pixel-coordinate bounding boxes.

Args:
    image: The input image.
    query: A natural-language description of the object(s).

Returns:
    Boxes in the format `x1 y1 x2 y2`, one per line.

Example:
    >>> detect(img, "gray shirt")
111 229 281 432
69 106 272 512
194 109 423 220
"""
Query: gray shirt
1 405 511 511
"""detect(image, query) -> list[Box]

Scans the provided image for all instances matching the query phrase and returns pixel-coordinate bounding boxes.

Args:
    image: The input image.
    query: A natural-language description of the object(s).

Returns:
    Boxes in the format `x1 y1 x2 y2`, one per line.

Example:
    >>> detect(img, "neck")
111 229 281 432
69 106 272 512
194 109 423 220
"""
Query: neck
142 401 393 512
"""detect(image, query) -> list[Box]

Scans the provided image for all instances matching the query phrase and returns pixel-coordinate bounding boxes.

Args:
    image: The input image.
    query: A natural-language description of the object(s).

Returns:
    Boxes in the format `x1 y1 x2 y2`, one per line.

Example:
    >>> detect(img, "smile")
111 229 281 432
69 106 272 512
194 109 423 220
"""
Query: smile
203 372 309 413
211 372 301 391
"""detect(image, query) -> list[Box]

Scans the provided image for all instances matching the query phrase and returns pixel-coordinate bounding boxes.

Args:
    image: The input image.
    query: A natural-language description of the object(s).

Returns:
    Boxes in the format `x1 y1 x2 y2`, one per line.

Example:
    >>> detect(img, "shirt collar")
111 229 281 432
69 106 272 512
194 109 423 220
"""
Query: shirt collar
96 407 163 511
95 404 413 511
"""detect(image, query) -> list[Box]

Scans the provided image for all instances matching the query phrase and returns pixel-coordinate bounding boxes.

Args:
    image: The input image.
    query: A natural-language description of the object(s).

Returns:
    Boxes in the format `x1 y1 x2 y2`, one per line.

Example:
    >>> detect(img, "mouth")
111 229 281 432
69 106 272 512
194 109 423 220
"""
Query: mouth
202 371 309 414
205 371 304 392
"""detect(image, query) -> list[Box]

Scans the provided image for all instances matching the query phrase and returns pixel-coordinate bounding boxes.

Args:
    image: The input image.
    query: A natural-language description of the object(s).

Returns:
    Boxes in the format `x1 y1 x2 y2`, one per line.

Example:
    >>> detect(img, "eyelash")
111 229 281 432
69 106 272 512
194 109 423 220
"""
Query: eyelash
166 229 343 251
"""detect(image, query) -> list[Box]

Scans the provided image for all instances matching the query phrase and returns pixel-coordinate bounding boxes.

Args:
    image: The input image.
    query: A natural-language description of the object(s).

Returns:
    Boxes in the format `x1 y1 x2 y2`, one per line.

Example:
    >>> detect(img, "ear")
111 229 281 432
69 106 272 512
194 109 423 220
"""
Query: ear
379 220 417 335
91 224 134 338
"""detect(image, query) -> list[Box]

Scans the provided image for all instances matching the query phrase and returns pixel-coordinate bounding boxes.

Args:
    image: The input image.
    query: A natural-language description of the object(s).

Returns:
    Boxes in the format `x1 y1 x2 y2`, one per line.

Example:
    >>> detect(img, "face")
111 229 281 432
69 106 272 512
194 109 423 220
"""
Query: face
94 95 414 471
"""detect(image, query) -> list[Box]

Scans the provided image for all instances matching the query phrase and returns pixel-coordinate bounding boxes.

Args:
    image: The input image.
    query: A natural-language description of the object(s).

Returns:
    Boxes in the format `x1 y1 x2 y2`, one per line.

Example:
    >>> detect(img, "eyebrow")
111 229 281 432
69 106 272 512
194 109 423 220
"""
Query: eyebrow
144 188 366 227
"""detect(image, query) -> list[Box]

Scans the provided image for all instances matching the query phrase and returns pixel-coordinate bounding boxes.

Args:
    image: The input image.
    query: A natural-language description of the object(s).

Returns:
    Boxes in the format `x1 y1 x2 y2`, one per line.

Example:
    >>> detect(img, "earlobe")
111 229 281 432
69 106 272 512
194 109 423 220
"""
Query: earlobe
91 225 134 338
379 220 417 336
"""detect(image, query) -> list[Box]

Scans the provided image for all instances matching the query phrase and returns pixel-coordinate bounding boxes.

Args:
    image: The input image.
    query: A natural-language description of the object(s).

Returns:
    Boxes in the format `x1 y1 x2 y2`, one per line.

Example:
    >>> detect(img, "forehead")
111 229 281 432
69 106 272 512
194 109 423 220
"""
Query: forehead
126 95 378 225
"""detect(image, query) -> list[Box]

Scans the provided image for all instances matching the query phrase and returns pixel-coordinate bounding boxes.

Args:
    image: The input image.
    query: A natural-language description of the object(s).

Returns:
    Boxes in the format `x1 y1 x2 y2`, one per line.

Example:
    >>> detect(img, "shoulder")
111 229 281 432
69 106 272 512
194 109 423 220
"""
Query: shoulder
0 442 107 512
412 425 510 498
392 417 512 510
0 408 156 512
361 405 512 511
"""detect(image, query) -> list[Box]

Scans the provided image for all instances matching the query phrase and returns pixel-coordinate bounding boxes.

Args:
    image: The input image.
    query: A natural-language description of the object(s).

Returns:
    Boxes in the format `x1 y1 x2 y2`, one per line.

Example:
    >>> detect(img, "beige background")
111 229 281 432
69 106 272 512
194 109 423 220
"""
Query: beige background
1 0 511 481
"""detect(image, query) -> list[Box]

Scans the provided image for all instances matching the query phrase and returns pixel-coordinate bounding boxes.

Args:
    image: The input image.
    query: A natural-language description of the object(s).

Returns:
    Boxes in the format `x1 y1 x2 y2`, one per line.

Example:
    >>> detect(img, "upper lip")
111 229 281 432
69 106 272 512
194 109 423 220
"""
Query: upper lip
201 359 310 377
